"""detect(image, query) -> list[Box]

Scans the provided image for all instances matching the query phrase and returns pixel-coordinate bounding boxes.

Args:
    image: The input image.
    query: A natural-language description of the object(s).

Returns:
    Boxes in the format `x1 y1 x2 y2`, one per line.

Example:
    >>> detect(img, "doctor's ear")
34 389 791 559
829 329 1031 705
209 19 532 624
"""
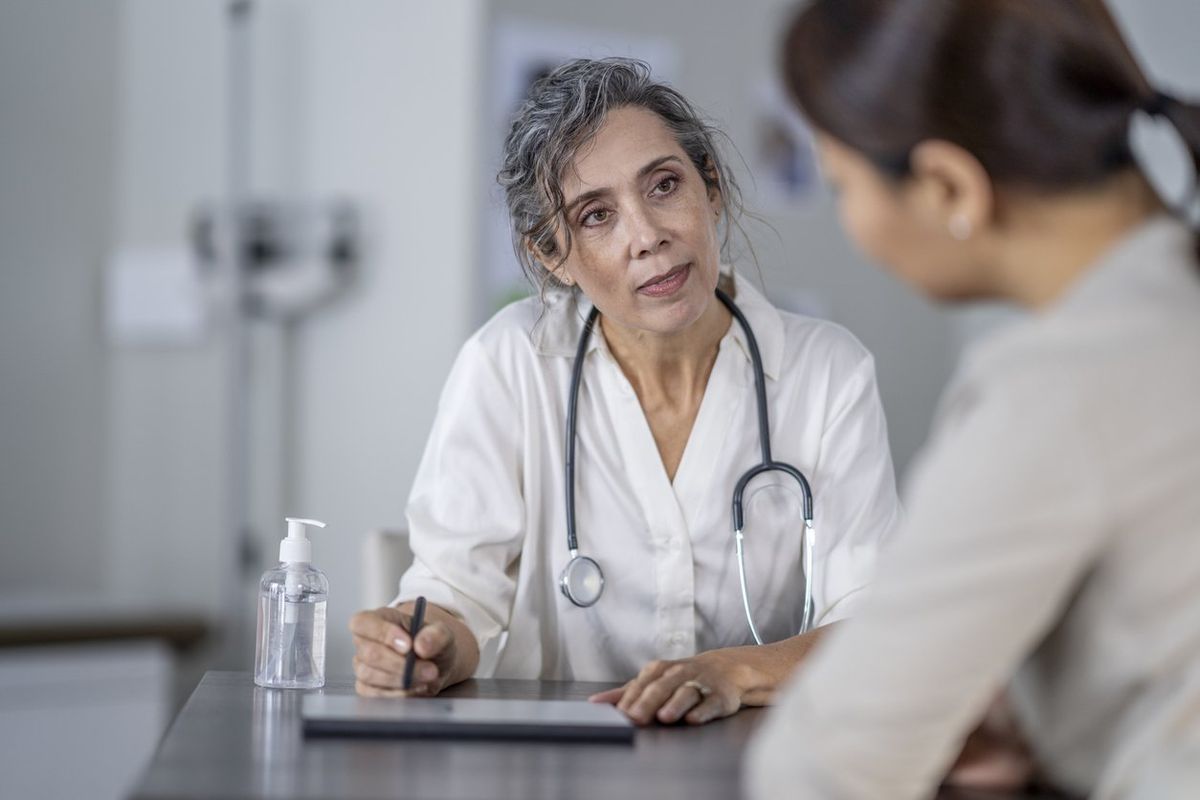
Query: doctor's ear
907 139 994 241
525 238 575 287
701 156 723 219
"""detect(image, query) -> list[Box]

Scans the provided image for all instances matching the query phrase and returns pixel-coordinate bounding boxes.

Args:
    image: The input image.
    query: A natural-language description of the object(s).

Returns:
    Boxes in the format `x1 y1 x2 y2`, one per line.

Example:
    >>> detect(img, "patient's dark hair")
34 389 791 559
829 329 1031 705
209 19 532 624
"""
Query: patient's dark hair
781 0 1200 263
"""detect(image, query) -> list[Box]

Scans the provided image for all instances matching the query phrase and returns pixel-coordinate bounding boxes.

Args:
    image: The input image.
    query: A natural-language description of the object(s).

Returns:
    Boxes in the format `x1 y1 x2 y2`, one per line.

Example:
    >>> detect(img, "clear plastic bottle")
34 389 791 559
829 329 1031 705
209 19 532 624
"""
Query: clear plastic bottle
254 517 330 689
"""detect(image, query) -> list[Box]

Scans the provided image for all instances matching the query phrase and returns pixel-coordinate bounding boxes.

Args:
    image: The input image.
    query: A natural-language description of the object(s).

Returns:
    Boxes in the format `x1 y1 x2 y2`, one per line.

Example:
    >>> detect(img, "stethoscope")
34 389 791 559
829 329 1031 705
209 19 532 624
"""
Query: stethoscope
559 287 818 643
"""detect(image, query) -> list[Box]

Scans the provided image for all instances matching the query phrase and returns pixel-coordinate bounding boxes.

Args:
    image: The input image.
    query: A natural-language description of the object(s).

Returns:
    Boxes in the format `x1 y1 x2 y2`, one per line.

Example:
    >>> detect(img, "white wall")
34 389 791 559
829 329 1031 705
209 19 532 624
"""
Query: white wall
290 0 483 672
106 0 229 619
106 0 484 675
0 0 119 593
1111 0 1200 88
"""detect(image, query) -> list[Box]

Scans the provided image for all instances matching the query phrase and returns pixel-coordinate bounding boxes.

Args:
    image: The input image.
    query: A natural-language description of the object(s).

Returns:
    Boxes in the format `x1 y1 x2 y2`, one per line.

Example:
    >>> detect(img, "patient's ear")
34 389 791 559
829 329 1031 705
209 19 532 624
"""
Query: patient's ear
907 139 994 239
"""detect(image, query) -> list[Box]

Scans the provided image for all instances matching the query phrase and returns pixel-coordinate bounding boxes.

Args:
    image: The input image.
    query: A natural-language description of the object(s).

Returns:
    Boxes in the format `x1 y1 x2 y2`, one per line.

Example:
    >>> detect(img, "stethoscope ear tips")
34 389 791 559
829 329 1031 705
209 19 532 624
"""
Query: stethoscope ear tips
560 554 605 607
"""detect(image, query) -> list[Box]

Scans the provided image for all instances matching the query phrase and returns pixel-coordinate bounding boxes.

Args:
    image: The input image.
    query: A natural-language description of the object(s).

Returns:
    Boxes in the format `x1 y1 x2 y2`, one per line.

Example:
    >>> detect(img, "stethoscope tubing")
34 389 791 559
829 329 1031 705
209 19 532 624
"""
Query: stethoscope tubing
563 305 599 557
561 287 817 640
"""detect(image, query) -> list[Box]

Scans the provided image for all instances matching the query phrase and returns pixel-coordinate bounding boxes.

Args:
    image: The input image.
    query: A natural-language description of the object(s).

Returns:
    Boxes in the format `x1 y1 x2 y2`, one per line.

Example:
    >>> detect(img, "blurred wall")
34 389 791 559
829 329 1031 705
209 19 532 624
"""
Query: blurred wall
105 0 229 619
1112 0 1200 83
105 0 484 675
0 0 120 593
289 0 483 673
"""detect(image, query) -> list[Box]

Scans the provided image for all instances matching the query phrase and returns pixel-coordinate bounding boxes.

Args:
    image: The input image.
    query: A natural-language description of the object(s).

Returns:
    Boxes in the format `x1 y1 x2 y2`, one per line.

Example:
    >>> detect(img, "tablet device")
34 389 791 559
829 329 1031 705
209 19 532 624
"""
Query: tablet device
301 694 635 744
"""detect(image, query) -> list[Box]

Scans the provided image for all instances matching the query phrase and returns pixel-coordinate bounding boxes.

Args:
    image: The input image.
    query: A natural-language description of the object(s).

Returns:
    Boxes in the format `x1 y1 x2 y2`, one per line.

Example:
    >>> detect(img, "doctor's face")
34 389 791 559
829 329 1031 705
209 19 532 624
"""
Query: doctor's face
549 106 725 336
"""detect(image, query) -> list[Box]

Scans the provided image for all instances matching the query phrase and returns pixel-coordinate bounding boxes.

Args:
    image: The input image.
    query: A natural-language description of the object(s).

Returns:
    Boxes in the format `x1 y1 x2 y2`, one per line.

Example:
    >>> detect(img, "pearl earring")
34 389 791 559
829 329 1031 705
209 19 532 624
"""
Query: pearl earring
948 214 972 241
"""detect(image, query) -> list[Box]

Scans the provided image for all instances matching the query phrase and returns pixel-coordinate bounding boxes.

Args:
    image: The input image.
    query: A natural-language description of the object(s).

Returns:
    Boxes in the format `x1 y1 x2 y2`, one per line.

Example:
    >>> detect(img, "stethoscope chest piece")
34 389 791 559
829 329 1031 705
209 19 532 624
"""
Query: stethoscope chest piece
559 552 604 607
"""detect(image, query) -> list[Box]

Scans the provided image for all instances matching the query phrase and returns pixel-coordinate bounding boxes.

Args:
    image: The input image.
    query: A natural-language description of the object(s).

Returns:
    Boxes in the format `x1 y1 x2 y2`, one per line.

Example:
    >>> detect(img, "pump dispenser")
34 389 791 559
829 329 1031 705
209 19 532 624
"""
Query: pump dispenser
254 517 330 689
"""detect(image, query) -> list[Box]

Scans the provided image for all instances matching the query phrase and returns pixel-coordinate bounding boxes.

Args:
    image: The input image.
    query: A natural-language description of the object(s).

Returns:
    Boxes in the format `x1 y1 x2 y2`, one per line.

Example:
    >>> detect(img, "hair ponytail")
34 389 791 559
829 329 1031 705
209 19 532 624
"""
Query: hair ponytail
1151 96 1200 264
1081 0 1200 265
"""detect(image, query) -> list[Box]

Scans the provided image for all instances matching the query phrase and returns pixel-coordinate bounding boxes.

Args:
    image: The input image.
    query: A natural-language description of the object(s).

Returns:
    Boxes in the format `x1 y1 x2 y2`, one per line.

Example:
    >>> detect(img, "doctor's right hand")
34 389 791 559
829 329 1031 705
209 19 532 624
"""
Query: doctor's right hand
349 603 479 697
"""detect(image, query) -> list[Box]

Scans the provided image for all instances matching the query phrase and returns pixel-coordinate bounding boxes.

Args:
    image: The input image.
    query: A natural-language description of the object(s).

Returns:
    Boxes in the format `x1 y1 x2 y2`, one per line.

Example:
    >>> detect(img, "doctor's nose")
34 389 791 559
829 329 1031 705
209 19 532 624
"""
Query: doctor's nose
626 206 670 259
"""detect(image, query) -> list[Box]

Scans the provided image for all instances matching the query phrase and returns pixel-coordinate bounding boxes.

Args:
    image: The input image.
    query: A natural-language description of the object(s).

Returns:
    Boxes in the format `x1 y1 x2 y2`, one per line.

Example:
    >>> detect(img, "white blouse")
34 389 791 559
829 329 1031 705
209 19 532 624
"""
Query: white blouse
396 273 902 682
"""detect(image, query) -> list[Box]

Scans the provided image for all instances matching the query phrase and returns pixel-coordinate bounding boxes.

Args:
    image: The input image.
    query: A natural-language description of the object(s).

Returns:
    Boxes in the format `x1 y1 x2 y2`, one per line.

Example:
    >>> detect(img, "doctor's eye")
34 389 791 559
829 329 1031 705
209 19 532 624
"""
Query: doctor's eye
651 174 680 197
580 207 612 227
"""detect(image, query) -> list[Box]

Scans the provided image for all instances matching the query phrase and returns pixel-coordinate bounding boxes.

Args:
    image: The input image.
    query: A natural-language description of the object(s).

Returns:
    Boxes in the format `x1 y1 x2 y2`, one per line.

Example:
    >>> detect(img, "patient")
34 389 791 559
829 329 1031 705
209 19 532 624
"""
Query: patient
747 1 1200 798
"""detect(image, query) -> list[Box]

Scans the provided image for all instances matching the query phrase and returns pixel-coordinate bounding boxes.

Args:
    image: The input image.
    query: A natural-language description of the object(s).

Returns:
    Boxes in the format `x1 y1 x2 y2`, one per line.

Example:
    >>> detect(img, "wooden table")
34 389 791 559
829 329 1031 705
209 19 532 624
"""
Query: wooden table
130 671 1067 800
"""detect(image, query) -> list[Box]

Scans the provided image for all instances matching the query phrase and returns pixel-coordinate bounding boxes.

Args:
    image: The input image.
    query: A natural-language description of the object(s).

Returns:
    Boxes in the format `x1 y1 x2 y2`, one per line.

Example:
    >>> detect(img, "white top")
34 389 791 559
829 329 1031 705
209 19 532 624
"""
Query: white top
746 217 1200 799
396 274 902 682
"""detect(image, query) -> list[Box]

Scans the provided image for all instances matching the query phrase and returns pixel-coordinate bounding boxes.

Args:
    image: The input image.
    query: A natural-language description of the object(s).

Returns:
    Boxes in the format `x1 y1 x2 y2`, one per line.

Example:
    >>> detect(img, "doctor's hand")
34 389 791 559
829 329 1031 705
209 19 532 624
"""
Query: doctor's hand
587 649 750 726
349 603 479 698
588 627 833 726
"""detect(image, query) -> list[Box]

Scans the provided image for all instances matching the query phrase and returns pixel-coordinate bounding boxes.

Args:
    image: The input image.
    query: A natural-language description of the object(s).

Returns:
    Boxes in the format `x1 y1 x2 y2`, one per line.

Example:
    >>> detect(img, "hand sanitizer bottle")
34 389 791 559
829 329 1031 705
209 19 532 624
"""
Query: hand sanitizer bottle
254 517 329 689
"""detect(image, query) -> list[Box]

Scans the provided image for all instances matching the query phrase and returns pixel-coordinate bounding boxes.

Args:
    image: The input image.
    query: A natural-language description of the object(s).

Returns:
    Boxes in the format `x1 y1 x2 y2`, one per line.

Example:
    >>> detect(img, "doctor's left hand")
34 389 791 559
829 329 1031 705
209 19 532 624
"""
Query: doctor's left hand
588 650 748 726
588 628 831 726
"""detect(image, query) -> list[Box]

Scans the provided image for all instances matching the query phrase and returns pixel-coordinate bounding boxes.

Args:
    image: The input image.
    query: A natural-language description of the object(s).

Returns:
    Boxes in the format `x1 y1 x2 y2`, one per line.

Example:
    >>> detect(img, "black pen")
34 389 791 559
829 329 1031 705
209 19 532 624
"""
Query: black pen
402 595 426 692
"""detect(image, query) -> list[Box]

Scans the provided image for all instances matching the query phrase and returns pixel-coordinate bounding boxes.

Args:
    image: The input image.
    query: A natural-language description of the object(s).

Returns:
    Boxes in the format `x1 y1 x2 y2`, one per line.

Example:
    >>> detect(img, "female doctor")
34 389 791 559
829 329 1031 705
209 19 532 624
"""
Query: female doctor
350 57 902 726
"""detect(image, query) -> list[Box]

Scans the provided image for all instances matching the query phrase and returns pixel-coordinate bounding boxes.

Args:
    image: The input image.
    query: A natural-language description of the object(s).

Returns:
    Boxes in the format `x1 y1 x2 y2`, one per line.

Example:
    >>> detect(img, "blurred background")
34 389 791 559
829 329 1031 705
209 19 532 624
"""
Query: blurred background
1 1 1197 797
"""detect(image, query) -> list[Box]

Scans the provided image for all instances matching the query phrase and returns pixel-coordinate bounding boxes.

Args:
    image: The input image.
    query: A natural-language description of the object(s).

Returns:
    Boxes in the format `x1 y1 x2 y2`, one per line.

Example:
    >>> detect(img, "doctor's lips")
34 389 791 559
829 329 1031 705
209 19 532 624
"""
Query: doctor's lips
637 263 691 297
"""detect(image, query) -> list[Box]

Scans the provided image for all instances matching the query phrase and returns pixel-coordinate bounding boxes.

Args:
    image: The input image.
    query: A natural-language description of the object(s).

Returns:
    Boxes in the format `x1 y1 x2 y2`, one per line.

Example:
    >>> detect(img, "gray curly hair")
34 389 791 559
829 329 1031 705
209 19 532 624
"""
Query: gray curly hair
497 57 747 293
